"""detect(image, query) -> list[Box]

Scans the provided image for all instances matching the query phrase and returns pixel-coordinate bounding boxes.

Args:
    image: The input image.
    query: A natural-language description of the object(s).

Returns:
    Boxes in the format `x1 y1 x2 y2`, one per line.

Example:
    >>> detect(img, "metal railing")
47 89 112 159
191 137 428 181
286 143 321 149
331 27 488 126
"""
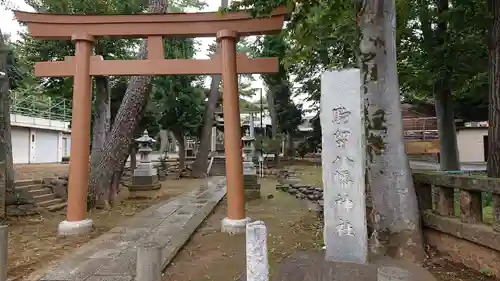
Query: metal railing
10 92 72 122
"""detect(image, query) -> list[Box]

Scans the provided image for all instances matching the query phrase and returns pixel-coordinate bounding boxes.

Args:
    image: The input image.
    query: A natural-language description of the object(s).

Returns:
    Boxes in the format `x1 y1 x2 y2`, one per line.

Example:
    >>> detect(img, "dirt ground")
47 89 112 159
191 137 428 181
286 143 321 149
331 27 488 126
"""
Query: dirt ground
14 163 69 181
164 164 497 281
9 162 499 281
7 177 207 280
164 177 323 281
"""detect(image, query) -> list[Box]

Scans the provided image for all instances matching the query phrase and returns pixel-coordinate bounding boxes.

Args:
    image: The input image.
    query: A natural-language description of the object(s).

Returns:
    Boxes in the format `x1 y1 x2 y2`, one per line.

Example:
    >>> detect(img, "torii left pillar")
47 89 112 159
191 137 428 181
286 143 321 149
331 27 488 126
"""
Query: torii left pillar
58 33 94 235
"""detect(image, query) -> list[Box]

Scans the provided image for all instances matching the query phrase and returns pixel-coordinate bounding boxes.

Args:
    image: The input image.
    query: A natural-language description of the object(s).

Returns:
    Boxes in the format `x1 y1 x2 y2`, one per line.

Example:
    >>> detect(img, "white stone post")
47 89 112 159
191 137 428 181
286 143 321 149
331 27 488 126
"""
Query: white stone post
246 221 269 281
320 69 368 264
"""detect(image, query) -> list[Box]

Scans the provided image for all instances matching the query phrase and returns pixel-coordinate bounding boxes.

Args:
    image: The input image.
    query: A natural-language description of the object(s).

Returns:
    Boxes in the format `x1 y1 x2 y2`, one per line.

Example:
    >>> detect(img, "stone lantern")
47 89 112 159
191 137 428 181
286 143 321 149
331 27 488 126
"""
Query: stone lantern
241 131 260 199
241 130 255 163
126 130 161 190
136 130 155 162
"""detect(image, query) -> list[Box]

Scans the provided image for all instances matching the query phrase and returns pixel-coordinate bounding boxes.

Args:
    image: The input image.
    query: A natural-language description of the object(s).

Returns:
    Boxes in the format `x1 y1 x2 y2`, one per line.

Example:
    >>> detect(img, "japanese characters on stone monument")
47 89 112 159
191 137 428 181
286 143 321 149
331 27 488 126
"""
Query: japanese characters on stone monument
320 69 367 264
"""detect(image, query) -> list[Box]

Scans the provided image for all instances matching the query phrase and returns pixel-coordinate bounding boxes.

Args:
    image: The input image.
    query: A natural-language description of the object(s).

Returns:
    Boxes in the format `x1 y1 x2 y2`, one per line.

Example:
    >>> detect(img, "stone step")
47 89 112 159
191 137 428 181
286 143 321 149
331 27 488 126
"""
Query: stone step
15 179 41 187
28 188 53 197
33 193 57 202
37 198 65 207
46 202 67 212
15 184 44 192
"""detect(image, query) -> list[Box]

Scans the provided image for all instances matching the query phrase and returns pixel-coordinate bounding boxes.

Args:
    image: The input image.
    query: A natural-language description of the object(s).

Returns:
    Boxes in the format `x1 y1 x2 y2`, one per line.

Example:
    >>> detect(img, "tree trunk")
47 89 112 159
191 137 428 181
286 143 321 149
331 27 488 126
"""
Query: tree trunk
88 0 169 207
0 29 15 220
191 75 221 177
286 133 295 159
359 0 425 262
433 0 460 171
434 88 460 171
266 91 280 166
0 44 15 212
168 130 176 152
91 75 111 157
173 130 185 177
190 0 228 178
488 0 500 177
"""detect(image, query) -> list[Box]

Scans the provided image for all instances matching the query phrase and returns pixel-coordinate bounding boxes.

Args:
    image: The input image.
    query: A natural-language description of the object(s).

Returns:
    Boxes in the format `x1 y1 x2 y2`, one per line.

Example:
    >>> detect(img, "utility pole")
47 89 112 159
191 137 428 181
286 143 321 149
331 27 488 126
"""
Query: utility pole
260 88 263 156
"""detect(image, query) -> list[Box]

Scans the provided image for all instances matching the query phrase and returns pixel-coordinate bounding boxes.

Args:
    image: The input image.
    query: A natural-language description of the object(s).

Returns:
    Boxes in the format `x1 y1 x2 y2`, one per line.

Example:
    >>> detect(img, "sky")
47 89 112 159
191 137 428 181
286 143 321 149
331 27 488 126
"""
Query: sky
0 0 314 114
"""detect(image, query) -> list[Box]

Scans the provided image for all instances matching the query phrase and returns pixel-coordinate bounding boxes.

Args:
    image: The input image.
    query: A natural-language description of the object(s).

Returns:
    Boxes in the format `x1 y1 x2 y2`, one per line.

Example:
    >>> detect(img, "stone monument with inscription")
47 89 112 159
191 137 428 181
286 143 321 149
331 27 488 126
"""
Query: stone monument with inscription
273 69 436 281
320 69 367 263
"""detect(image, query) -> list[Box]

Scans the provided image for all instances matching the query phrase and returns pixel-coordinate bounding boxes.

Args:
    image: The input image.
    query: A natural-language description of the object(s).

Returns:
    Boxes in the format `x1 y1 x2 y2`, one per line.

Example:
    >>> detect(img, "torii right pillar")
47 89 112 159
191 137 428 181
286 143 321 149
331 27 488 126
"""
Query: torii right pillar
217 29 250 234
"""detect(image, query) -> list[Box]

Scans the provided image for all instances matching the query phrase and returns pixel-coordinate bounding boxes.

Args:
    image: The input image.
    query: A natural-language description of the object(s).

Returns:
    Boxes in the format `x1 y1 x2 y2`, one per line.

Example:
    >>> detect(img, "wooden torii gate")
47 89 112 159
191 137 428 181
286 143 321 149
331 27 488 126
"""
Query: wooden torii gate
15 9 286 235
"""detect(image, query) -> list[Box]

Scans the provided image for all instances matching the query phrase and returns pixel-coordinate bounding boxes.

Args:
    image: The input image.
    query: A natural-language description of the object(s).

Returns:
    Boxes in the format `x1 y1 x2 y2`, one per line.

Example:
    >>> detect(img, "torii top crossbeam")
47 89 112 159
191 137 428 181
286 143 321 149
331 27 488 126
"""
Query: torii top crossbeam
14 8 287 39
14 9 288 77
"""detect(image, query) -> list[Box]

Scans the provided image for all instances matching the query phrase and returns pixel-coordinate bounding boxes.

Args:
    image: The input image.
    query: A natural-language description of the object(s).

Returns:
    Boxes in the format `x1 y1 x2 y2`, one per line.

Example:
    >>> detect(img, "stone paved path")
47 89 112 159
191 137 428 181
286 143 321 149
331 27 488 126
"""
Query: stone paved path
36 177 226 281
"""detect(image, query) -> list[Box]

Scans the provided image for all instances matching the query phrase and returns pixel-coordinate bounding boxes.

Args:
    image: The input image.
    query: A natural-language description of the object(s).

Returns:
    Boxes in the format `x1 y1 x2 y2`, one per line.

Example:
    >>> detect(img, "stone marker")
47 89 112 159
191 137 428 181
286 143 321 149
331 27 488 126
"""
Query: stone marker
246 221 269 281
320 69 368 264
273 69 434 281
136 242 162 281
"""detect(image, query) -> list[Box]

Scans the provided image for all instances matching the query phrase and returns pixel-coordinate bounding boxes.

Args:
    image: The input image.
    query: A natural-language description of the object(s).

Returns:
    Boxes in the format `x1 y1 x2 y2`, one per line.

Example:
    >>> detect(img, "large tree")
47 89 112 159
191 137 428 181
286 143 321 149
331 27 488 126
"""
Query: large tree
88 0 211 207
488 0 500 177
257 35 302 162
359 0 424 261
230 0 425 262
0 29 15 221
154 76 205 174
401 0 489 124
87 0 170 207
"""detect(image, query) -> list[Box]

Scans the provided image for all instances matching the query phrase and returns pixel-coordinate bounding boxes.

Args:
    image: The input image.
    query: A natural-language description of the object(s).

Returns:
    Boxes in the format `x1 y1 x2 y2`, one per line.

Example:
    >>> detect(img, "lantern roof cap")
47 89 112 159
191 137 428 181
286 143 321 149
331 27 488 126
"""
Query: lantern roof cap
241 130 255 141
135 130 156 143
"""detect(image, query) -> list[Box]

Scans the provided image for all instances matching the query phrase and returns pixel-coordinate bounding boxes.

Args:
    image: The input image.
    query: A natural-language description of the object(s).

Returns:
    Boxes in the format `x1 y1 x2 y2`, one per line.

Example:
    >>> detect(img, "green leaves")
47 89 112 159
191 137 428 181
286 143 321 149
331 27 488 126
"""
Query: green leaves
151 38 205 137
241 0 489 122
400 0 489 121
254 35 303 136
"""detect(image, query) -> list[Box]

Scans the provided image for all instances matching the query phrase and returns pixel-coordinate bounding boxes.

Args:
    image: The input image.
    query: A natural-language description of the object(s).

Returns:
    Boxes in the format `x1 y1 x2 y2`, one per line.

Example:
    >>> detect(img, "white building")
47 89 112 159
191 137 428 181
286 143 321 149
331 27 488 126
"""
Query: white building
9 95 72 164
456 123 488 164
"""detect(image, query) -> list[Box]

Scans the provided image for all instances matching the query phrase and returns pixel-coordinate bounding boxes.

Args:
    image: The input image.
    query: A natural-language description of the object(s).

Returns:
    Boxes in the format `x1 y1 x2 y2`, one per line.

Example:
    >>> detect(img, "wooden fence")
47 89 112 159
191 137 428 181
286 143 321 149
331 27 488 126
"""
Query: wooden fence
413 172 500 277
